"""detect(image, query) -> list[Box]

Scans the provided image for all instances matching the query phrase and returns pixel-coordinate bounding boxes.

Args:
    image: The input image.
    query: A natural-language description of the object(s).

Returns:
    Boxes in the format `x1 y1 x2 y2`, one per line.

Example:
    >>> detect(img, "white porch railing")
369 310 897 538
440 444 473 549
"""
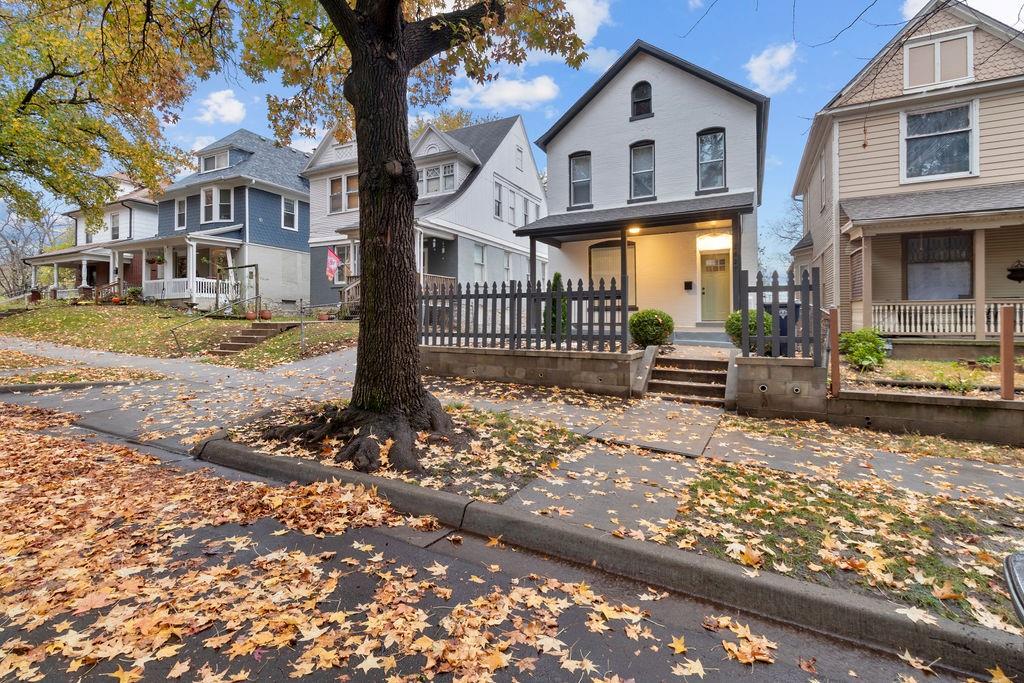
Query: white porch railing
141 278 240 301
872 300 1023 336
54 288 77 300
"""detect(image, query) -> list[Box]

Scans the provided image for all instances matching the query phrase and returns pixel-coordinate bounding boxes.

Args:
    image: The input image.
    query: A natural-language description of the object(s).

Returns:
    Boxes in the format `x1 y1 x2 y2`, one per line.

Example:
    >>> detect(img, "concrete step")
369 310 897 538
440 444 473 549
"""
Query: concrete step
251 322 299 331
647 379 726 399
229 335 269 344
207 348 239 356
655 357 728 372
649 393 726 407
219 342 257 351
651 368 726 384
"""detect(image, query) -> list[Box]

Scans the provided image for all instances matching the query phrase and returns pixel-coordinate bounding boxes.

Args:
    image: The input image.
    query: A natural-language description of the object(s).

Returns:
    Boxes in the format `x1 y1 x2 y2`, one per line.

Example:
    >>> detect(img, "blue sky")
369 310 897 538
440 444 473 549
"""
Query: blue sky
166 0 1022 264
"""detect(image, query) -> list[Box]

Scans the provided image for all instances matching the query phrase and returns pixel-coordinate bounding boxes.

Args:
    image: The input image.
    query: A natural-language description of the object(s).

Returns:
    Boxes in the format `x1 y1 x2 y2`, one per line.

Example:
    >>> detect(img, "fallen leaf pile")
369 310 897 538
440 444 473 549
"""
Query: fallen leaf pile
0 350 66 371
0 366 162 386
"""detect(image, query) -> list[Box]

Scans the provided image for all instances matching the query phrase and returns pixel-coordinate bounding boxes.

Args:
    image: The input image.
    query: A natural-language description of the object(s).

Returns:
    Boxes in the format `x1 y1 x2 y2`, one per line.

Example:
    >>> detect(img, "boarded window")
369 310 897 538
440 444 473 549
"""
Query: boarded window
905 232 972 300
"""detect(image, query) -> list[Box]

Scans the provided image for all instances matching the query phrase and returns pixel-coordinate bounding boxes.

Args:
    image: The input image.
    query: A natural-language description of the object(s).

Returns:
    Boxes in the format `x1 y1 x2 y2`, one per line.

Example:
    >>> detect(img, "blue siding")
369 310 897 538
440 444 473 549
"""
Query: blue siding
246 187 310 252
157 185 246 235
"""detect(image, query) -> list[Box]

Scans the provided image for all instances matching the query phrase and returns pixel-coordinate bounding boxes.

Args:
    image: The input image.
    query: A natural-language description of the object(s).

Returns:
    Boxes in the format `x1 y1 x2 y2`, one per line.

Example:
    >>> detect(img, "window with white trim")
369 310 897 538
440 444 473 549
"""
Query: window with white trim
522 198 530 227
507 190 517 224
218 188 232 221
425 166 441 194
493 182 503 219
818 150 826 212
504 251 512 281
346 175 359 209
630 142 655 199
442 163 455 191
176 199 186 230
569 152 591 207
202 188 215 223
473 243 486 282
109 212 120 240
282 197 297 230
904 31 972 90
330 175 358 212
333 243 356 285
200 151 228 173
902 102 975 181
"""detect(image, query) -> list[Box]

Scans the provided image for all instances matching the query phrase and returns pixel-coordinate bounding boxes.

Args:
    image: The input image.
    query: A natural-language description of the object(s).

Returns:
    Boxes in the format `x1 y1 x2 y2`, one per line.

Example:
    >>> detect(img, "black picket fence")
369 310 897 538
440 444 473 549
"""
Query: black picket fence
417 278 630 352
738 268 826 366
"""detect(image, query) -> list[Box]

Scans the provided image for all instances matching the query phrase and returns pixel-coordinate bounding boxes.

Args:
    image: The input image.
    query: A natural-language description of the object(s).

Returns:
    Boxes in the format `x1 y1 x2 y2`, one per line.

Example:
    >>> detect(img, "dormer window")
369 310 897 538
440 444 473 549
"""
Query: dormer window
200 151 229 173
631 82 653 119
904 30 973 90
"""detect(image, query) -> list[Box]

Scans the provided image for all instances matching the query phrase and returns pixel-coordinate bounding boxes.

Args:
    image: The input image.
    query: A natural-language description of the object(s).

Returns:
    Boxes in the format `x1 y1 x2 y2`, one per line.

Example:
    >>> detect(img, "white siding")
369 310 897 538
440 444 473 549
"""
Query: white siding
545 51 759 213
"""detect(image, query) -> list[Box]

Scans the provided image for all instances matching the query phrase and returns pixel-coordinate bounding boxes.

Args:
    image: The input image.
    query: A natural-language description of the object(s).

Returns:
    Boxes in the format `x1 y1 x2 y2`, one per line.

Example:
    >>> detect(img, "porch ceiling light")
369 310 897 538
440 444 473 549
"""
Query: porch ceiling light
628 226 642 235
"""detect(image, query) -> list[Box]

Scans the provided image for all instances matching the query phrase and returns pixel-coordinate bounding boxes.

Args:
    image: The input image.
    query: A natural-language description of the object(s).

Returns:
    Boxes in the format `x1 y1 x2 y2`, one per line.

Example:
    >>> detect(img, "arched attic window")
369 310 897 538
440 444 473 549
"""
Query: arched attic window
631 82 653 119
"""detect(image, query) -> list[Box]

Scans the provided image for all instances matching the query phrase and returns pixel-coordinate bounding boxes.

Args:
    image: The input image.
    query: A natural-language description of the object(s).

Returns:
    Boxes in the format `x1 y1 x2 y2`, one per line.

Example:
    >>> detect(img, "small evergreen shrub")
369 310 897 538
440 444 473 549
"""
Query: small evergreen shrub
629 309 674 347
839 328 887 371
124 287 143 304
724 310 772 352
542 272 570 334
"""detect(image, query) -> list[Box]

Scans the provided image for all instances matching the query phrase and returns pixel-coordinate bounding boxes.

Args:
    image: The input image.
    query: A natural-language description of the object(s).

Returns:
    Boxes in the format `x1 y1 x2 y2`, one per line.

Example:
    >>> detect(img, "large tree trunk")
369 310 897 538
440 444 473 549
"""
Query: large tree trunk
265 27 452 473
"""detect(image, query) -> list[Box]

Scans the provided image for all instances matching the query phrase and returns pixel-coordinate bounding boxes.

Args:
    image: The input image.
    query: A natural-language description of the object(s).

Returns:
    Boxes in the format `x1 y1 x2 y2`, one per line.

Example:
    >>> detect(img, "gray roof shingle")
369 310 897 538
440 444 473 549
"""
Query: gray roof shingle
165 129 311 195
790 231 813 253
841 182 1024 222
516 192 755 237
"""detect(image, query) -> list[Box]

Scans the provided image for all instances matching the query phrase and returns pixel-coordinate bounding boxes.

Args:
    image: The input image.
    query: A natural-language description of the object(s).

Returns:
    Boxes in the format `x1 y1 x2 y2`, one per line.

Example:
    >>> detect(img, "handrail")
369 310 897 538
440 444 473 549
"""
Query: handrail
168 293 263 357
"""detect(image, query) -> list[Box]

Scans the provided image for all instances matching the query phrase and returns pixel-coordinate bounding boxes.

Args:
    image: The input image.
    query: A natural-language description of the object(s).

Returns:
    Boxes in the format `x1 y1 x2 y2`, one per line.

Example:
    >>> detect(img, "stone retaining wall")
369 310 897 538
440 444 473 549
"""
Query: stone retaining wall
420 346 647 397
734 357 828 419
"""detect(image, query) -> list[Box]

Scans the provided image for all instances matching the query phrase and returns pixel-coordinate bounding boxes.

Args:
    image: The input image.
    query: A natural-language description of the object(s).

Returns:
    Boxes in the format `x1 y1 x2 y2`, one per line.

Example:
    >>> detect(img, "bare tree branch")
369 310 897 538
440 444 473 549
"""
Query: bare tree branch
404 0 505 70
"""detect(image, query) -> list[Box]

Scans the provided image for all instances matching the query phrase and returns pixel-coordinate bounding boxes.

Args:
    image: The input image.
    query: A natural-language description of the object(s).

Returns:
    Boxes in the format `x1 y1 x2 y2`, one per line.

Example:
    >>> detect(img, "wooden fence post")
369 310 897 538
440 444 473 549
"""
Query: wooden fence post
829 308 841 398
1002 305 1015 401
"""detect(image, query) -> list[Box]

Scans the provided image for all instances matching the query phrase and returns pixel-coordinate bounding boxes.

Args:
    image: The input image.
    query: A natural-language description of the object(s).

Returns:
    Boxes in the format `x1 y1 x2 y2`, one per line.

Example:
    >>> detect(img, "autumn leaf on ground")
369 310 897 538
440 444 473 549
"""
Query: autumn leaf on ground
896 606 938 626
899 650 937 675
668 635 687 654
671 658 706 678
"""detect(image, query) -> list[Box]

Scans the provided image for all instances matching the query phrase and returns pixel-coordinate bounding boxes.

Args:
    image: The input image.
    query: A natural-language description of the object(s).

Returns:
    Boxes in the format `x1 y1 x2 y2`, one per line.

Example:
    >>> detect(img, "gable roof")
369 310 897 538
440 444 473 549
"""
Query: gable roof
534 39 770 197
165 129 311 196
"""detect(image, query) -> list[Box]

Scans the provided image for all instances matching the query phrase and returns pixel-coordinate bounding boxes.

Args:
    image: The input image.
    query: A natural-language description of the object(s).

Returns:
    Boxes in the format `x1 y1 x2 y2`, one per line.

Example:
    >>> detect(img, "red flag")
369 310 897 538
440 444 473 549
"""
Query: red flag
325 247 342 282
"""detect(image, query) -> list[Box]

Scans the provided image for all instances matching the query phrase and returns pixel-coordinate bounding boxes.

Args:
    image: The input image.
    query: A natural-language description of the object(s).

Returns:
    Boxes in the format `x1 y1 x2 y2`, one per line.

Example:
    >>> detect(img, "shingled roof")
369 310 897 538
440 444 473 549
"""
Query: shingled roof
841 181 1024 223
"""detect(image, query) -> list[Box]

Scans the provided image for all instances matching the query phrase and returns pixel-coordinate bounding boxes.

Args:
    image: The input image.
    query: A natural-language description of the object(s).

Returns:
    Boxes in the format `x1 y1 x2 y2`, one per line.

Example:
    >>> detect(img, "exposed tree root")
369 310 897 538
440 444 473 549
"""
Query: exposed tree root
261 389 455 474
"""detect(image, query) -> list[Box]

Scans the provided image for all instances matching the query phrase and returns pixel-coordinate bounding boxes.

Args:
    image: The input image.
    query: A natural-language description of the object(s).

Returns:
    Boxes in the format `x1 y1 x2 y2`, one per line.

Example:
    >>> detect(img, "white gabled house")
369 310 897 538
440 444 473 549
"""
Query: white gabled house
516 40 769 335
304 116 549 307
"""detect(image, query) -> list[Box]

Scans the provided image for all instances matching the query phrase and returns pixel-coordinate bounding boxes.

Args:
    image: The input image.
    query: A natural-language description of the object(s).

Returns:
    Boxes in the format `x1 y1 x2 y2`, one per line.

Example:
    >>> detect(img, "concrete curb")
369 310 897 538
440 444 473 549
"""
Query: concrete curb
196 436 1024 678
0 380 134 394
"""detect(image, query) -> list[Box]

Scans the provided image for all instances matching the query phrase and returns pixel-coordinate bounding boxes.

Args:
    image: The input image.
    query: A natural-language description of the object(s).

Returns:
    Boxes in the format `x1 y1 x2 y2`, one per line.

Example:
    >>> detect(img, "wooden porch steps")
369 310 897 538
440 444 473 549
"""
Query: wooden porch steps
647 356 728 407
208 322 299 357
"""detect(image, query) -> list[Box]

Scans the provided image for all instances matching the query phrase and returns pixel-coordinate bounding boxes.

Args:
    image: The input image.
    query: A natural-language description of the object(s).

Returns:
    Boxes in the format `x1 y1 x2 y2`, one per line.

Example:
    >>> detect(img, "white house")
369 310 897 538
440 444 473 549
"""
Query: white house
516 40 768 334
304 116 549 307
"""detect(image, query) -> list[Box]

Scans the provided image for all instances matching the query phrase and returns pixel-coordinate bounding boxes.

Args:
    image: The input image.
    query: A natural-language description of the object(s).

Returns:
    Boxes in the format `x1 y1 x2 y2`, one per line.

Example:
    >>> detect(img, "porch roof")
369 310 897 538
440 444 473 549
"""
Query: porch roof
515 192 754 246
841 181 1024 224
110 229 243 251
24 239 135 265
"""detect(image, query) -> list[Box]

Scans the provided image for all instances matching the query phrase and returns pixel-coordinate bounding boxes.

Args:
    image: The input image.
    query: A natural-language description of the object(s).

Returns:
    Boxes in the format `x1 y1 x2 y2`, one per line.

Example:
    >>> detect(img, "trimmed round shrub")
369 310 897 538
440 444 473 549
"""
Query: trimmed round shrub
724 309 773 352
839 327 886 371
629 309 674 347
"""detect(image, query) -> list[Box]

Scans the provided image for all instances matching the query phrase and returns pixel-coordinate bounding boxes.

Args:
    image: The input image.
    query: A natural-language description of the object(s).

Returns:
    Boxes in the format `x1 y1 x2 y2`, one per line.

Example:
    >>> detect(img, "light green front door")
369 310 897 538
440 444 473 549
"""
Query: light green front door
701 251 731 321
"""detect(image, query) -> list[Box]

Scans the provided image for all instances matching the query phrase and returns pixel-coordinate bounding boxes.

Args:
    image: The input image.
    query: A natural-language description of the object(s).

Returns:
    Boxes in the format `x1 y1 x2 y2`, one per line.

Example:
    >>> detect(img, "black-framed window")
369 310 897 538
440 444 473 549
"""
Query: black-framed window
631 82 652 118
589 240 637 307
697 128 726 192
630 141 655 199
569 152 591 207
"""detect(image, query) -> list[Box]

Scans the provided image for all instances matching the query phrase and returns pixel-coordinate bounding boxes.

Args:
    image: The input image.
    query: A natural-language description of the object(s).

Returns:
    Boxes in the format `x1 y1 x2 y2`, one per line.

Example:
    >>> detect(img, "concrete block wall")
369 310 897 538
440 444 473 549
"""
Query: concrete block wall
735 356 828 419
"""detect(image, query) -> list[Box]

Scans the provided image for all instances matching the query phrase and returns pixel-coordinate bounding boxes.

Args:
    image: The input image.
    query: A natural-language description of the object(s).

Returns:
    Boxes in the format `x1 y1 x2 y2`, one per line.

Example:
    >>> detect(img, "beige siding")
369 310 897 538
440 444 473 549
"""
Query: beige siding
987 225 1024 299
838 233 853 331
838 90 1024 198
872 234 903 301
822 245 835 309
836 9 1024 107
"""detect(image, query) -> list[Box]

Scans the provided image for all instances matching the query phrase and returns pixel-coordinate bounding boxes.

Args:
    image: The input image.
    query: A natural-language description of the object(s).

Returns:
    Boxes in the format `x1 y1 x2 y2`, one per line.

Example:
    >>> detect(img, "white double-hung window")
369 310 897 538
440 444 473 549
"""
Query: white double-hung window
901 101 977 183
176 199 186 229
201 187 233 223
282 197 297 230
630 142 655 199
569 153 591 207
473 243 486 282
200 151 228 173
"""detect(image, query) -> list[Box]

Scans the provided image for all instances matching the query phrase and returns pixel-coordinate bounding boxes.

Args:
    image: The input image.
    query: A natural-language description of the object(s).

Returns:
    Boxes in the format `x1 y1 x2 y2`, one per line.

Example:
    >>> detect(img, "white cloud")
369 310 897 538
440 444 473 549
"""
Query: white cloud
744 42 798 95
902 0 1023 27
196 89 247 125
583 46 621 73
190 135 217 152
688 0 704 9
565 0 613 44
451 75 560 110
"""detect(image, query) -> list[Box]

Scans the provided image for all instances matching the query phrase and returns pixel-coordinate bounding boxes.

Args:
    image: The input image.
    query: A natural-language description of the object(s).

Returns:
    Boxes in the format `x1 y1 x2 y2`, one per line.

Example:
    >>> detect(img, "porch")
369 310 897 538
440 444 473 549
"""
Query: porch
24 241 139 300
112 232 244 309
850 223 1024 339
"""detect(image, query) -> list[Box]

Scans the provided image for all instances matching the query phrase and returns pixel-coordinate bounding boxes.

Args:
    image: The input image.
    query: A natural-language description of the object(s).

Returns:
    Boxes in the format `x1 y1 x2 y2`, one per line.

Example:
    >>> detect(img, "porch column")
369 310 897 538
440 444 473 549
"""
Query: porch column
974 229 986 340
30 266 36 289
731 214 742 311
163 245 172 294
619 227 629 352
225 248 235 282
141 251 149 284
80 259 88 287
186 241 197 294
52 263 58 290
862 235 873 329
109 251 118 284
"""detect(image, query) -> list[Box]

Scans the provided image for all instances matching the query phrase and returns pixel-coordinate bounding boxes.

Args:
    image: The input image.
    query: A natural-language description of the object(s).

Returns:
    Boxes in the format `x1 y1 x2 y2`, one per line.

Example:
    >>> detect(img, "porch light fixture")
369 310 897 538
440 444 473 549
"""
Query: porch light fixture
1009 259 1024 284
628 226 642 235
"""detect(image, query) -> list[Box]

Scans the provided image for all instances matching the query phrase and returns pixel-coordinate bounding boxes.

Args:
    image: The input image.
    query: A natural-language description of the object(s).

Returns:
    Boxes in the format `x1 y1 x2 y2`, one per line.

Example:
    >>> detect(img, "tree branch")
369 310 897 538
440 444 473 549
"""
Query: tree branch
319 0 363 50
405 0 505 69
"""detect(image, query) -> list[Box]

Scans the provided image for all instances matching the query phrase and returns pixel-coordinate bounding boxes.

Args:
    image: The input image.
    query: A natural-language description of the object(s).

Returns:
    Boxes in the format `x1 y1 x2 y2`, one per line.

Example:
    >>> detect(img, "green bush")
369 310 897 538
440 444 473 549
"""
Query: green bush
839 327 887 371
976 355 999 369
629 309 674 347
724 310 772 352
542 272 570 334
124 287 143 304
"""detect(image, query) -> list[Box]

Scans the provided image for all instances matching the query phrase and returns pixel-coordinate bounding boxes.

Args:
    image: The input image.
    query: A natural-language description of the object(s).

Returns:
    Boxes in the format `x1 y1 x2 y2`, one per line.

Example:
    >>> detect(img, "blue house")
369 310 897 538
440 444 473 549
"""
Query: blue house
110 129 312 310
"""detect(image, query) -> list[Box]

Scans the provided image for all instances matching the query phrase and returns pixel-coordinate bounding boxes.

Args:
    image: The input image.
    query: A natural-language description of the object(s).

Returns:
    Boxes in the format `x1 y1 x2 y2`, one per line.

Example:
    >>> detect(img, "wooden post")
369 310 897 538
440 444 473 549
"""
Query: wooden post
619 227 629 353
829 307 841 398
1002 305 1015 401
974 229 987 340
862 235 873 329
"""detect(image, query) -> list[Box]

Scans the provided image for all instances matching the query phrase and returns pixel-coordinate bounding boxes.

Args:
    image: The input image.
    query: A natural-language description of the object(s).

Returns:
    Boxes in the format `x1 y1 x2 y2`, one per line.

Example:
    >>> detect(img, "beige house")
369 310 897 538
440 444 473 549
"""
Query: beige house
792 0 1024 340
